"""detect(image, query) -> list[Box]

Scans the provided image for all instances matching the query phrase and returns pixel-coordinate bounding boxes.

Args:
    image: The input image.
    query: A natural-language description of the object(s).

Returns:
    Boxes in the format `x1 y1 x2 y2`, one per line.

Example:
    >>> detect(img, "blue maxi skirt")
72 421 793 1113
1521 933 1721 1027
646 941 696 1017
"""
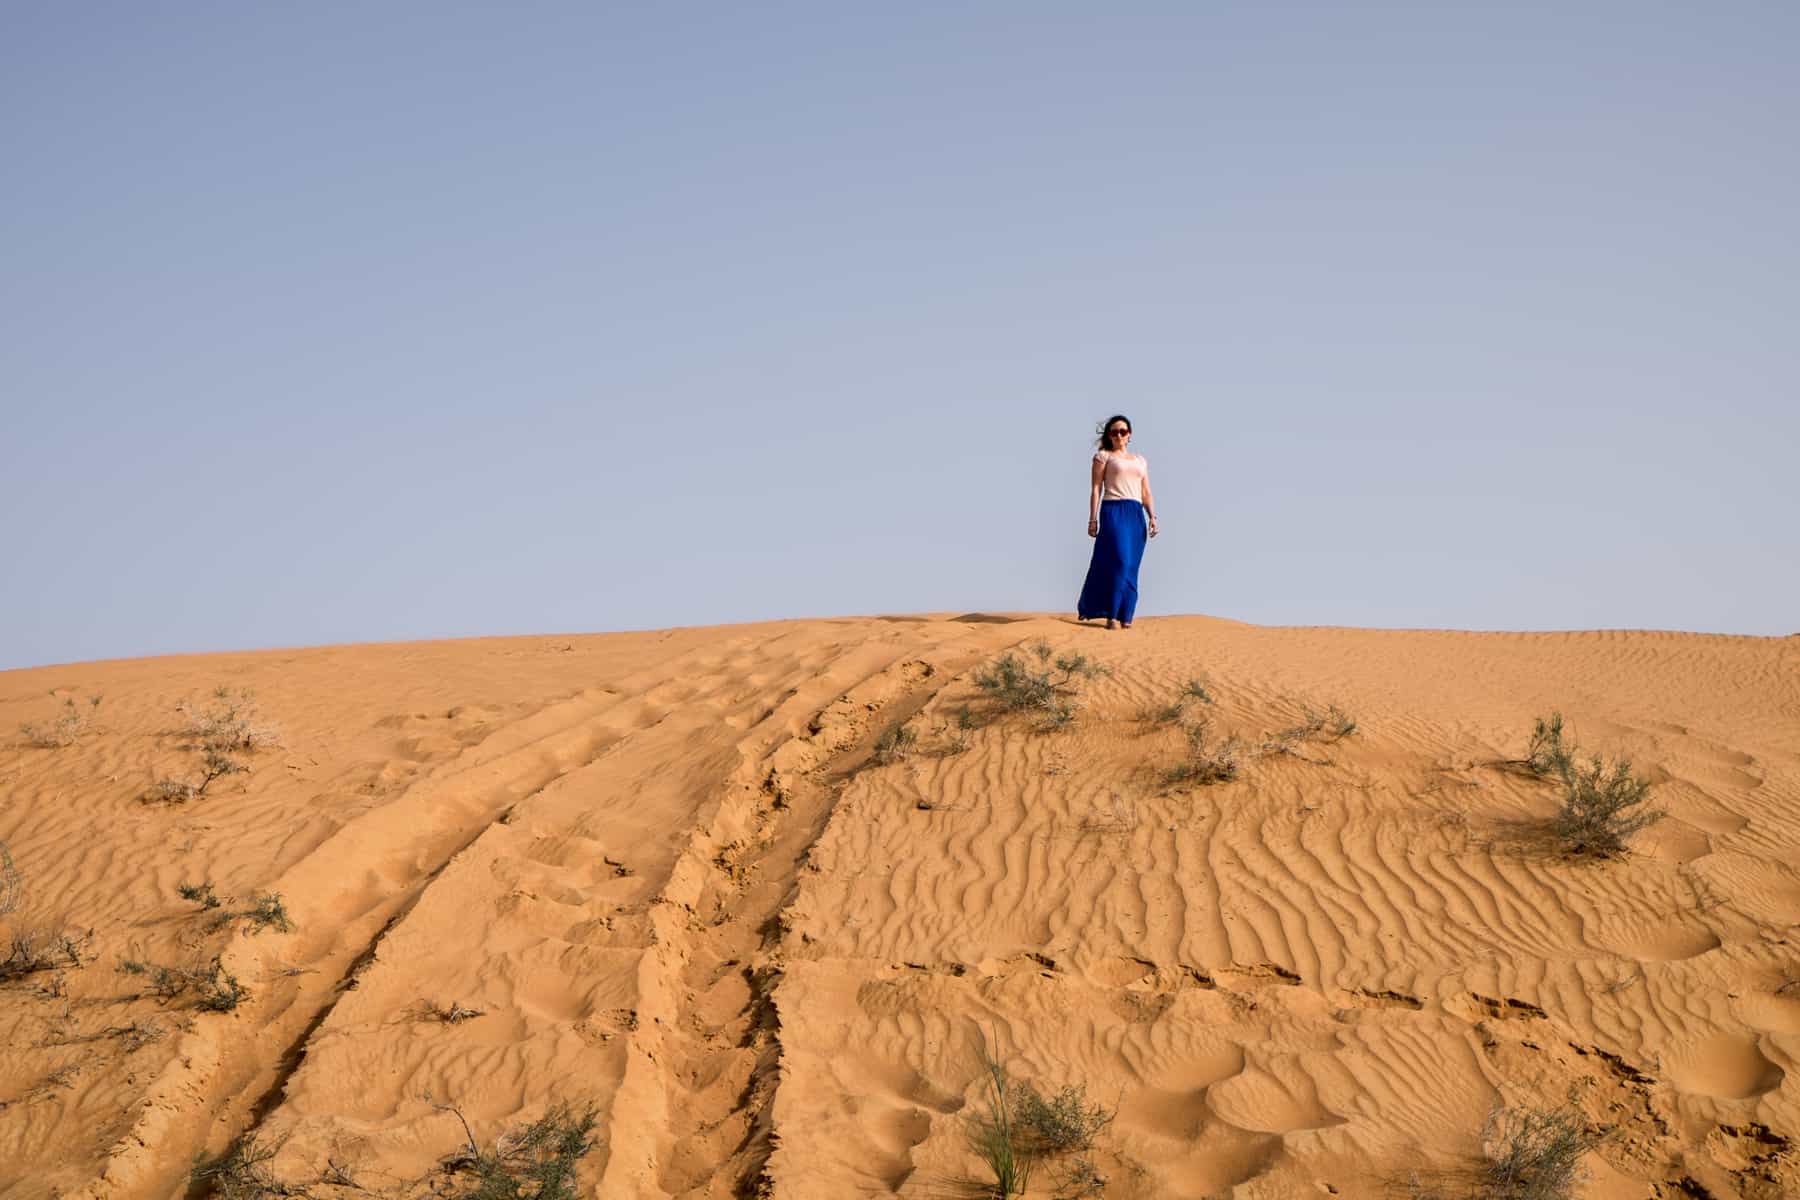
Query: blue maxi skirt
1078 499 1146 624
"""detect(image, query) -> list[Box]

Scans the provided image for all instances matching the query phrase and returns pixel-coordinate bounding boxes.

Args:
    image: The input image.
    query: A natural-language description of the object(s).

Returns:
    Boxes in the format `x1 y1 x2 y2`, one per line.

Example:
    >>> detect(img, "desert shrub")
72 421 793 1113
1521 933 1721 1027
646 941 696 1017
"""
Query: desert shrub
180 687 281 753
1052 1154 1107 1199
150 745 251 804
20 695 102 748
965 1044 1032 1197
425 999 486 1024
244 892 294 934
1269 704 1356 747
937 704 981 753
974 643 1109 732
0 841 22 917
871 721 918 765
1552 755 1663 857
1164 721 1242 787
149 689 280 804
120 955 248 1011
1141 677 1216 726
178 880 222 909
1 927 86 981
1525 712 1572 778
443 1100 601 1200
1014 1081 1113 1154
192 1131 282 1200
1482 1105 1588 1199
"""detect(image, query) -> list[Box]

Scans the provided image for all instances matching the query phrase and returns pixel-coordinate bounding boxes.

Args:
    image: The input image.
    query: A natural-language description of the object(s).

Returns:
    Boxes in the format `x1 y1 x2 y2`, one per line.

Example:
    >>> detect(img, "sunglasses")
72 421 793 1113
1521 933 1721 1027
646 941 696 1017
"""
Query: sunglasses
1107 428 1130 437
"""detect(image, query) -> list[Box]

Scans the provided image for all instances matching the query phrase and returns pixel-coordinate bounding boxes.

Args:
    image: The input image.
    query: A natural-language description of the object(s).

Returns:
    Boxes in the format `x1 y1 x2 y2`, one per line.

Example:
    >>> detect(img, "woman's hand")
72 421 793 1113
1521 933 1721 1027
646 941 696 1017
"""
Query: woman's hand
1087 518 1099 538
1148 515 1159 538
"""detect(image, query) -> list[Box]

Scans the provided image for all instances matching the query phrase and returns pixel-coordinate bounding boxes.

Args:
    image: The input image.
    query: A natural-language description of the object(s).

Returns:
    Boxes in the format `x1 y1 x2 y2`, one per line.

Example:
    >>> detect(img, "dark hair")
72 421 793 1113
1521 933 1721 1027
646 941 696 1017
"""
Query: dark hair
1096 414 1132 450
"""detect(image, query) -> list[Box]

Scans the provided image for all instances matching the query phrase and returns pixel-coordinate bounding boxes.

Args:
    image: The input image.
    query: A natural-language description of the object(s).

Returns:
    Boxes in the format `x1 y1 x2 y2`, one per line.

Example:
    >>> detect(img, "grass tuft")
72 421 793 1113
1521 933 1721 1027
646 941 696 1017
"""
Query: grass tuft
871 721 918 765
965 1039 1032 1198
1525 712 1572 778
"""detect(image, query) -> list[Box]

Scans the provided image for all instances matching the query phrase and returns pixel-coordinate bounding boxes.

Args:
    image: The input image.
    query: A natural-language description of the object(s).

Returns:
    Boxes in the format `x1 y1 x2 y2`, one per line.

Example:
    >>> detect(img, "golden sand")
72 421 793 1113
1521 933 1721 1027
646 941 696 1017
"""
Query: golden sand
2 616 1796 1197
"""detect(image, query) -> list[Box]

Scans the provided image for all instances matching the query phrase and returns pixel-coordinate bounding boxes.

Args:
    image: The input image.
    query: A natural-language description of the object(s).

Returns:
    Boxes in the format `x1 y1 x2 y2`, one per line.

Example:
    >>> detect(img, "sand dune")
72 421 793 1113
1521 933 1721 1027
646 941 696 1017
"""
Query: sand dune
2 616 1797 1198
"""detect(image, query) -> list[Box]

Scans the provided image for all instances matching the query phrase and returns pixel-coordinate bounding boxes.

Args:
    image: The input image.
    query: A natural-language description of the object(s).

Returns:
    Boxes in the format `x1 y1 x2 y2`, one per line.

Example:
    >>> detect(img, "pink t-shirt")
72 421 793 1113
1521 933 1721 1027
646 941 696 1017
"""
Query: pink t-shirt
1095 450 1148 502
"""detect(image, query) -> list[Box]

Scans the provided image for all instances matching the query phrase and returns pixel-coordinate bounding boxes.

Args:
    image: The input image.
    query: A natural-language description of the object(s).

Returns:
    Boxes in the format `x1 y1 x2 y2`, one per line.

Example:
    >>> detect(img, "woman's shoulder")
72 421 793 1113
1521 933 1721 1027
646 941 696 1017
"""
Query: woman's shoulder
1092 448 1111 463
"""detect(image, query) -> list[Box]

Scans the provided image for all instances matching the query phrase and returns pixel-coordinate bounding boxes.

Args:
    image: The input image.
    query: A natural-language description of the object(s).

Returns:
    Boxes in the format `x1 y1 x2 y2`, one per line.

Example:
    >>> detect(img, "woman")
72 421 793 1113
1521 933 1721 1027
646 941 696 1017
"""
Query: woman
1078 415 1157 629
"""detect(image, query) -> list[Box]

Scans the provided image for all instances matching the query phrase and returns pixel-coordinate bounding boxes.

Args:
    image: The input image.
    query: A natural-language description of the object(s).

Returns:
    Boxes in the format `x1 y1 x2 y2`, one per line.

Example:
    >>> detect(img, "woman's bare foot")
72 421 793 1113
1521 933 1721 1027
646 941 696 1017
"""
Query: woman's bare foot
1105 618 1116 630
1120 622 1132 629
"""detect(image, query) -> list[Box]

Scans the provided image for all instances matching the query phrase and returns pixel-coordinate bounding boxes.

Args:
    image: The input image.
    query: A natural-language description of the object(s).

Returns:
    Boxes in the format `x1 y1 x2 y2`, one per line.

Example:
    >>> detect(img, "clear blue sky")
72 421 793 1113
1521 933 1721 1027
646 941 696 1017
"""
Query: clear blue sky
5 3 1796 669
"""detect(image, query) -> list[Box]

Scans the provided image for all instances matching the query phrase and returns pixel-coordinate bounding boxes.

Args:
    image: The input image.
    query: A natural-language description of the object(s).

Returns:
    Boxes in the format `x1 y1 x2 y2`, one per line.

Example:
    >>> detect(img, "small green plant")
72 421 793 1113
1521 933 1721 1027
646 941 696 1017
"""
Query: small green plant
871 721 918 765
1524 712 1573 778
1164 721 1242 787
1482 1105 1589 1199
439 1099 601 1200
119 955 248 1011
20 694 102 748
1552 755 1663 858
936 703 982 753
244 892 293 934
1142 677 1215 727
1014 1081 1114 1154
1180 678 1213 705
965 1037 1032 1197
974 643 1109 733
178 880 222 909
192 1131 282 1199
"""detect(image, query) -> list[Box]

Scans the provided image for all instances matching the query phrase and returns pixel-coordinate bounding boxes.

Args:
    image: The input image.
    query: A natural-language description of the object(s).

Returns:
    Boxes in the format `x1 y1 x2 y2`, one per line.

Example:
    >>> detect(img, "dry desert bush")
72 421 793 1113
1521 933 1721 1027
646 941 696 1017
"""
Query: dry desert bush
1014 1079 1114 1155
1481 1105 1589 1199
438 1099 602 1200
1262 702 1357 753
19 694 102 748
1140 677 1214 726
191 1132 282 1200
0 840 22 918
1163 719 1243 787
149 686 282 803
180 686 282 752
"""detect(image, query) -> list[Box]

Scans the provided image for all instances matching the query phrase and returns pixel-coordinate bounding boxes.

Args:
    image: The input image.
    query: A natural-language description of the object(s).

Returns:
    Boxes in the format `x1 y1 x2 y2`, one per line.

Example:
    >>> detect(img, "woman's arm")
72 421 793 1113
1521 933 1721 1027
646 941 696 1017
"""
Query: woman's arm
1141 470 1158 538
1088 454 1105 537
